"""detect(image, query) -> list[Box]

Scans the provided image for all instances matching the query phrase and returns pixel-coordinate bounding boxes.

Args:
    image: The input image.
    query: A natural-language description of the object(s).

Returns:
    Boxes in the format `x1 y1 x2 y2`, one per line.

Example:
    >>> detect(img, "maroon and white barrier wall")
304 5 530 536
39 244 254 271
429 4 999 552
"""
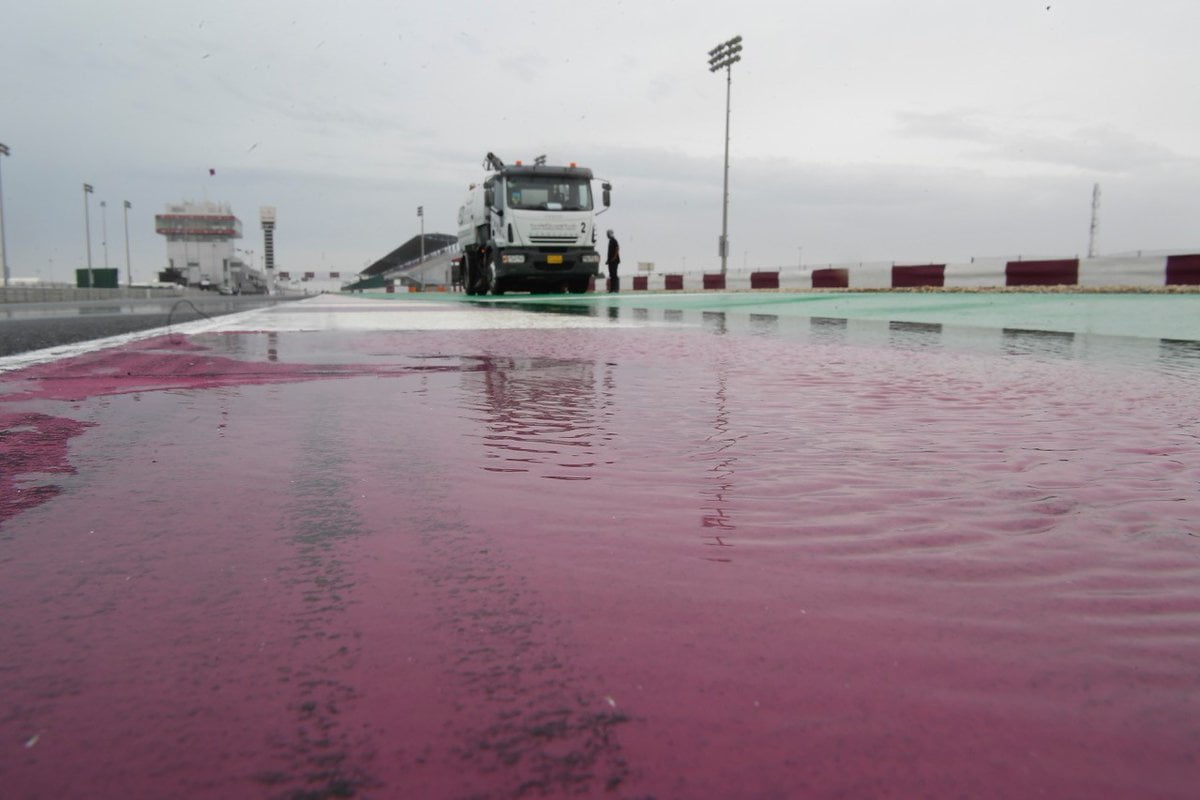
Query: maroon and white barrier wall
623 253 1199 291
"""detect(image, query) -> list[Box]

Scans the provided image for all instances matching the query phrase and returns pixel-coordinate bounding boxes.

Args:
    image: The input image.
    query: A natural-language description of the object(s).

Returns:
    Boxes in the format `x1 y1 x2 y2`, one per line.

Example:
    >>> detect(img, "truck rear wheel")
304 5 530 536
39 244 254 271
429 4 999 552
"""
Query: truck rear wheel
465 249 488 296
462 250 476 295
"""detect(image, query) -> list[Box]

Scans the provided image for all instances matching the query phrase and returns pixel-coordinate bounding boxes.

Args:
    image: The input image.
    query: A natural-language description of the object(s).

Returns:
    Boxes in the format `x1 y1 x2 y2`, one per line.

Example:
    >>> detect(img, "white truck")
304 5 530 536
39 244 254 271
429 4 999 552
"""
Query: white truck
457 153 611 295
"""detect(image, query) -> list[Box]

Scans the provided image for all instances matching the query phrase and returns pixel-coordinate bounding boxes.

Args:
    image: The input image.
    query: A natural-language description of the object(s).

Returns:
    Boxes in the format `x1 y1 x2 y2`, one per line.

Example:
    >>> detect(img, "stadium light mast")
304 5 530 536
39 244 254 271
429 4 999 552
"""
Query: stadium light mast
83 182 95 288
417 205 424 262
0 143 9 288
123 201 132 287
708 34 743 276
100 200 110 270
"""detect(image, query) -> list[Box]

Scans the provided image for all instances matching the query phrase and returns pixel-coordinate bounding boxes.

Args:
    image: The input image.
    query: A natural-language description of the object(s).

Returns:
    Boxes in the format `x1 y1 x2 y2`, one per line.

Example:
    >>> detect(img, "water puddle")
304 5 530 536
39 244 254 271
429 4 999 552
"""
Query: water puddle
1 319 1197 797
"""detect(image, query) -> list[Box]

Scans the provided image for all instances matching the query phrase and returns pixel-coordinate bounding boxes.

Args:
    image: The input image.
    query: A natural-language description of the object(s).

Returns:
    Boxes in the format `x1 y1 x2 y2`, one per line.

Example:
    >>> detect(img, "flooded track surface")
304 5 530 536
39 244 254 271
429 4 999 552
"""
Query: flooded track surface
1 294 1198 798
0 296 294 357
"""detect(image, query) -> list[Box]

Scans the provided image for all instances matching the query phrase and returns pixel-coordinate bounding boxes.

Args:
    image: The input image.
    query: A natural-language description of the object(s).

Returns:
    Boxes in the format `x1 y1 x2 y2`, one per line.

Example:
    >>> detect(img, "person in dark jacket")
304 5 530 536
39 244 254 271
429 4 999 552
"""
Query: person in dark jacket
606 229 620 292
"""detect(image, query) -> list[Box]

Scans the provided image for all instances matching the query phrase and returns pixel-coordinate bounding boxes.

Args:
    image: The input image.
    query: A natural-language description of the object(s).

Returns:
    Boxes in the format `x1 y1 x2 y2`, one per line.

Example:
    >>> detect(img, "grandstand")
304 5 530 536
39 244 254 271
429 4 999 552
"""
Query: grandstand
344 233 458 291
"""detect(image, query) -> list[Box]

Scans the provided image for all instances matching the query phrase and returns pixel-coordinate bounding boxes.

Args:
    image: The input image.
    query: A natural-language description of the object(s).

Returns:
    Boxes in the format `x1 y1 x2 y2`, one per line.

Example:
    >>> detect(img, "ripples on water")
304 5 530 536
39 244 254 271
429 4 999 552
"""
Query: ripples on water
441 307 1200 796
3 305 1198 798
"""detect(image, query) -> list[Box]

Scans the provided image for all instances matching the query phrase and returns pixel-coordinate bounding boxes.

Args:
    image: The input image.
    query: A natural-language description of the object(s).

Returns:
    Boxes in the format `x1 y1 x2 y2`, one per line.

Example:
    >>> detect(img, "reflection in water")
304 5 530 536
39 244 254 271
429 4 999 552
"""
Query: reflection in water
698 365 738 563
632 307 649 321
5 321 1200 798
460 354 614 481
809 316 848 342
444 323 1200 796
479 301 599 318
664 309 683 323
702 311 727 335
1160 338 1200 366
278 399 376 797
1003 327 1075 358
749 313 779 335
889 320 943 349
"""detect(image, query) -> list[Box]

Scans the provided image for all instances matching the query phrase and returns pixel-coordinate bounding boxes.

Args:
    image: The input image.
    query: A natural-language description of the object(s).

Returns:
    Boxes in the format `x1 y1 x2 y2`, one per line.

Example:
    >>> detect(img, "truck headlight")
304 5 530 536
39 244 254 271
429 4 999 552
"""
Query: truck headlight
501 254 527 264
581 254 600 263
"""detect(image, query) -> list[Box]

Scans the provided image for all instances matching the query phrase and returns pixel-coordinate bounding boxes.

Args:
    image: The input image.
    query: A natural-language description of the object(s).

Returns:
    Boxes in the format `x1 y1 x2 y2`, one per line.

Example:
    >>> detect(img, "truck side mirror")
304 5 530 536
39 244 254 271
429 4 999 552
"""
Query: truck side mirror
484 188 495 208
602 182 612 208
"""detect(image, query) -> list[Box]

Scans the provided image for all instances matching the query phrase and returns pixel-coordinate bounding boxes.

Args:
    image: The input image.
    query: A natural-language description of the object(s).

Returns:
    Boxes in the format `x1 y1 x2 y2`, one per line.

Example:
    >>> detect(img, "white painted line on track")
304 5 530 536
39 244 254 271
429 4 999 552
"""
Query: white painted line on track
0 295 655 373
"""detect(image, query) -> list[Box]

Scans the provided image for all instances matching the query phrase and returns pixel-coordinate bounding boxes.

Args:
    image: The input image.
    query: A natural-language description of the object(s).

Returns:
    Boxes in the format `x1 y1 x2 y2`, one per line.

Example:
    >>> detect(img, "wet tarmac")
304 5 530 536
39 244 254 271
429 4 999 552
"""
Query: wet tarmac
1 294 1198 798
0 296 295 357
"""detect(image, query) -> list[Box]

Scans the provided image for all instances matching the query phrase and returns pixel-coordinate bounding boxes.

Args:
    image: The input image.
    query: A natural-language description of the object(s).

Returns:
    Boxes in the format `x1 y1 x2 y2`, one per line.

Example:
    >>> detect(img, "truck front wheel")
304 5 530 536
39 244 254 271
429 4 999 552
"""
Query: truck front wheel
487 260 505 296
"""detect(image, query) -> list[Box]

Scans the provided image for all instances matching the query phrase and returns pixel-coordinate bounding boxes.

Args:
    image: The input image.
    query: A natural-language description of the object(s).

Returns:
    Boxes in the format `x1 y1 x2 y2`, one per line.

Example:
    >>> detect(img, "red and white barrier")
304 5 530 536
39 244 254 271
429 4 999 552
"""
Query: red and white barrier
622 253 1199 291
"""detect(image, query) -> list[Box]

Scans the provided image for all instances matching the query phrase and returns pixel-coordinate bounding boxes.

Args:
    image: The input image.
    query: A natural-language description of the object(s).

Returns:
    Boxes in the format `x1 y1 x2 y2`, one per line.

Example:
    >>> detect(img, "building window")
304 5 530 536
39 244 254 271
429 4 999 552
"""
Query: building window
329 272 340 279
278 272 290 279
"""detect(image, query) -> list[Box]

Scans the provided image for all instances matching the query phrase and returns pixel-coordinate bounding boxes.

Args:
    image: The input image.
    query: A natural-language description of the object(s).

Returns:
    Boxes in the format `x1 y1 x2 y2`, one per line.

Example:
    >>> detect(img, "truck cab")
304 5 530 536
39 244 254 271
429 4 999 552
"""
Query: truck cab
458 156 610 295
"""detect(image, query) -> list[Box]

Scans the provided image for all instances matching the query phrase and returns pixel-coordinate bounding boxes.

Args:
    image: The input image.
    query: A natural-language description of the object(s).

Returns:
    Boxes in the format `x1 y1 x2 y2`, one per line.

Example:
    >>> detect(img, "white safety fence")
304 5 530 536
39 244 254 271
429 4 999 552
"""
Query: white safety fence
0 286 193 304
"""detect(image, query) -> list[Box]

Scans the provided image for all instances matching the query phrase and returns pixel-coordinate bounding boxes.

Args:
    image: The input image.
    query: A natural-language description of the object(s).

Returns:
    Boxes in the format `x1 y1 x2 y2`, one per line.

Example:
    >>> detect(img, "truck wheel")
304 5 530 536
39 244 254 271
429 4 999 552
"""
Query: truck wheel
469 254 489 295
487 261 505 296
462 251 477 295
568 278 589 294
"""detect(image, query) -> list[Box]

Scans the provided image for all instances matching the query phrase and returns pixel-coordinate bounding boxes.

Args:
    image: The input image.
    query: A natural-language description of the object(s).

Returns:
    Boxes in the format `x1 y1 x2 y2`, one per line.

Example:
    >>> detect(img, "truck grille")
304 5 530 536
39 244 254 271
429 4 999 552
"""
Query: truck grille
530 236 579 245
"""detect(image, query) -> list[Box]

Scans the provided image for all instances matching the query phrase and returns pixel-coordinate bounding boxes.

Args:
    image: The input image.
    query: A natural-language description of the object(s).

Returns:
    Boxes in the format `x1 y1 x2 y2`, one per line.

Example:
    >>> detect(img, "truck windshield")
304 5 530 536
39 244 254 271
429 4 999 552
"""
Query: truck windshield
506 176 593 211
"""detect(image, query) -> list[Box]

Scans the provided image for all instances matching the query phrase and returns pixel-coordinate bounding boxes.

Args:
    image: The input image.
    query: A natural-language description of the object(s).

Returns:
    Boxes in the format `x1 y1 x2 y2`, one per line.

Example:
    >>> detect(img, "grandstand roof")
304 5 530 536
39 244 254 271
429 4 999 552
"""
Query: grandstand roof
361 233 457 277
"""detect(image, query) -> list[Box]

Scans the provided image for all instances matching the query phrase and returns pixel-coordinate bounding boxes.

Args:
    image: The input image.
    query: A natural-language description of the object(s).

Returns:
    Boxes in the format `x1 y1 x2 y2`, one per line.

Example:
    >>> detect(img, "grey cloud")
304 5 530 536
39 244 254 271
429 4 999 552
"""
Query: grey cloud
978 125 1189 172
894 110 994 142
896 110 1189 173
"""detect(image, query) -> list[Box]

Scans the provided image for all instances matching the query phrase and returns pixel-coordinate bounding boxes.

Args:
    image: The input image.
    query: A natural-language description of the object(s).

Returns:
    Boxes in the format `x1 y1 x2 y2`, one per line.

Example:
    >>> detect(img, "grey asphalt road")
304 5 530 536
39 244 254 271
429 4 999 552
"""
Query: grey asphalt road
0 295 300 356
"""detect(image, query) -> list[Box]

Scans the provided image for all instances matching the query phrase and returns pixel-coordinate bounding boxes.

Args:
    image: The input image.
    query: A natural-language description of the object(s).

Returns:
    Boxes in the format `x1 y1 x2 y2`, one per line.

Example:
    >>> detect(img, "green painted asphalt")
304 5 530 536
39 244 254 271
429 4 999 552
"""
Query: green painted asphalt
358 290 1200 341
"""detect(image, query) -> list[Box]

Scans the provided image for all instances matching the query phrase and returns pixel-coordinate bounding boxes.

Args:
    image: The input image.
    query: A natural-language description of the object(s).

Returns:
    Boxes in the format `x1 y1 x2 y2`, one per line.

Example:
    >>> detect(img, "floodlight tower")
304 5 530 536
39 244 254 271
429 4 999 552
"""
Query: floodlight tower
123 201 132 287
83 183 95 287
0 142 9 288
708 34 743 276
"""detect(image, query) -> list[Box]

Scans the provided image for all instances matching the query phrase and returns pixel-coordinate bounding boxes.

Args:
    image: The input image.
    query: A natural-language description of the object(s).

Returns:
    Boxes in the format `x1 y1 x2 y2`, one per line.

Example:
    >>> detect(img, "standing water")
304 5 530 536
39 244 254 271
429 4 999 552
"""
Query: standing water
1 302 1198 798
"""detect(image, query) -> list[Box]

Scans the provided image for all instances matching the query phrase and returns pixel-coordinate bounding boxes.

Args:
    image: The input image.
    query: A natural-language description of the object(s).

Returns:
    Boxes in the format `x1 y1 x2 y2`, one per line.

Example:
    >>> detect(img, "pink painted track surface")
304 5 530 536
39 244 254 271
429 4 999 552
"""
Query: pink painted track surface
2 321 1199 799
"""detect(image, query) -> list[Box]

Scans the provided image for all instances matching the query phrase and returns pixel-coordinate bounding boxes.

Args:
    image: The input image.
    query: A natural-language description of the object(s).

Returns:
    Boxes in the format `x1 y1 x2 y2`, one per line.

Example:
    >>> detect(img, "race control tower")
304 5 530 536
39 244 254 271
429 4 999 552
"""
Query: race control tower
155 201 243 288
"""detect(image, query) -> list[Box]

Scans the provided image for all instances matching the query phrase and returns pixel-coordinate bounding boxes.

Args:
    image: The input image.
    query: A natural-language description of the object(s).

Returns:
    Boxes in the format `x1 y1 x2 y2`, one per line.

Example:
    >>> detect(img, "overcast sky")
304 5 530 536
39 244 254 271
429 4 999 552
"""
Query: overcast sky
2 0 1198 283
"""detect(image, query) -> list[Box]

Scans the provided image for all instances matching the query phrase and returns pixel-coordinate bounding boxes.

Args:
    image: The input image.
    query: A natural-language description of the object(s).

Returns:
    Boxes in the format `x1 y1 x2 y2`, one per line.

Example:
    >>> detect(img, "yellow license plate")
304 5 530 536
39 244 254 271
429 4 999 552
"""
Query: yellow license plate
547 254 563 265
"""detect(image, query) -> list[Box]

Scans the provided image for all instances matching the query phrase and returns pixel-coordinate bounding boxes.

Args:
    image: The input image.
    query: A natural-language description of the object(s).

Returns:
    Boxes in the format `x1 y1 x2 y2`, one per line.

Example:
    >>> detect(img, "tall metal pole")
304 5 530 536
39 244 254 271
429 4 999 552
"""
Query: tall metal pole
100 200 110 270
123 200 132 287
83 183 94 288
708 35 742 277
720 65 732 275
1087 182 1101 258
0 143 10 288
418 205 425 261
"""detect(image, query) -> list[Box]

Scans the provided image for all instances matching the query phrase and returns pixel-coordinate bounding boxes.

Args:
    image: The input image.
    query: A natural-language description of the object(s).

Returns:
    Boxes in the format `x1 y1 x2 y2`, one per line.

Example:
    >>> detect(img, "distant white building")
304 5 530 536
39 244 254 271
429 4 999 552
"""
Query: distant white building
274 270 346 294
155 201 265 291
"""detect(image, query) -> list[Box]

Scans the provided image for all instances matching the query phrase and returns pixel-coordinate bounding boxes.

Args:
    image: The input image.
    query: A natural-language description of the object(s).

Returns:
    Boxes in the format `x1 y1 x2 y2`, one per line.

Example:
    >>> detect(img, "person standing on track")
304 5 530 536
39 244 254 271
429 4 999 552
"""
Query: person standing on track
606 229 621 293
